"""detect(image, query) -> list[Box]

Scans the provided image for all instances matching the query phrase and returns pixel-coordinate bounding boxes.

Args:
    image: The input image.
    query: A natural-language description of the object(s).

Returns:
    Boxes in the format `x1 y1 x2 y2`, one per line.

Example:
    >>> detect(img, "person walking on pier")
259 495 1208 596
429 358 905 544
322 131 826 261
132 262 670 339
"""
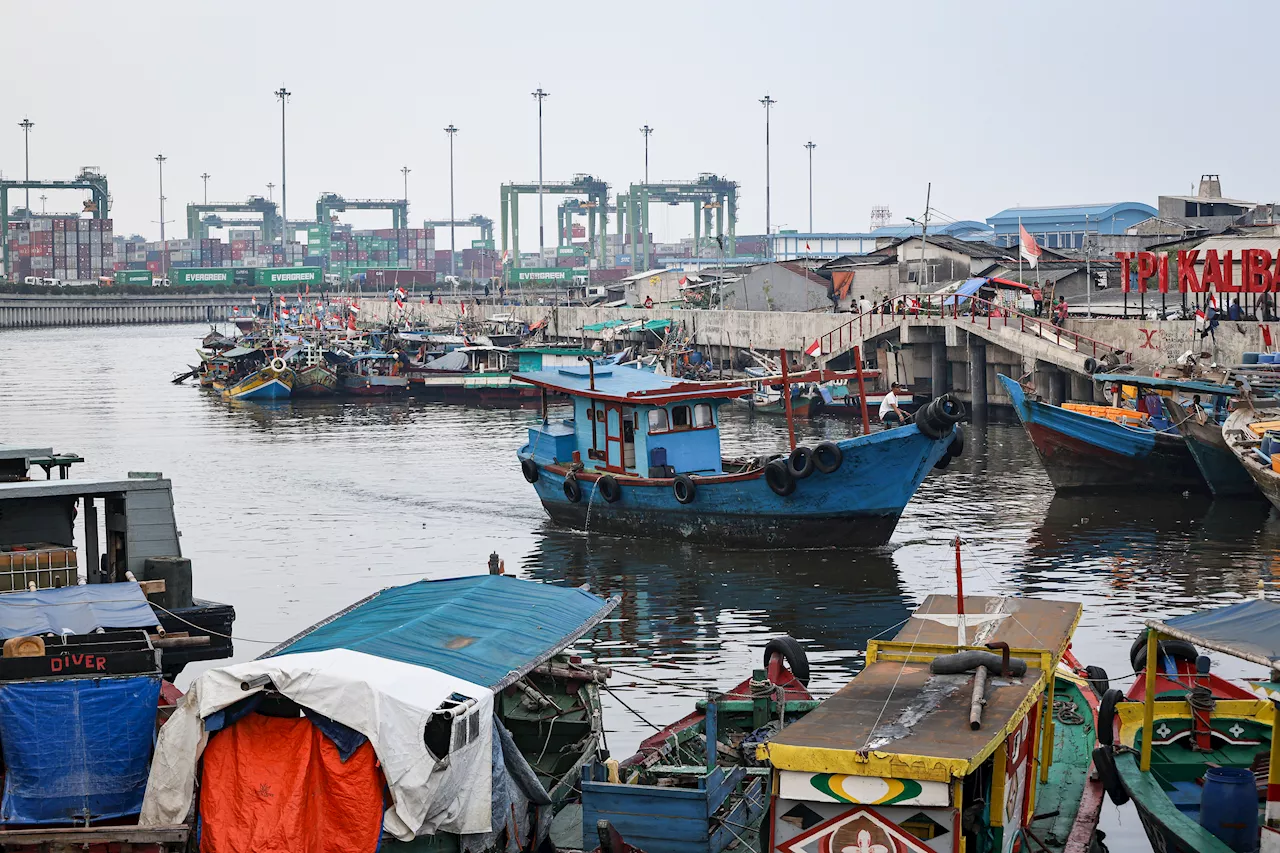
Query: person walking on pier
1053 295 1069 328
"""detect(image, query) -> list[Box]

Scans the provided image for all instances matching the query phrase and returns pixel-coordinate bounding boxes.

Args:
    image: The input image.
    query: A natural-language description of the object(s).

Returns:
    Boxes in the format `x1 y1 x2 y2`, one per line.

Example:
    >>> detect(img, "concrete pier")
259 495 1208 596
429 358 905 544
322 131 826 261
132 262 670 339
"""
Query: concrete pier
0 294 253 328
968 341 987 421
931 341 948 398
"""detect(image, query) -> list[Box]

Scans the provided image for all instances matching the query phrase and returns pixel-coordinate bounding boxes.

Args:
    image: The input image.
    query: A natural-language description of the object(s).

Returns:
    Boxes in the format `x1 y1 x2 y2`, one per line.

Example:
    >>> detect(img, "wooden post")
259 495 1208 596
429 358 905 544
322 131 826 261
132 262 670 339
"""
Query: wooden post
954 535 966 647
1041 658 1056 783
853 345 871 434
779 348 797 451
1141 629 1158 772
969 666 988 730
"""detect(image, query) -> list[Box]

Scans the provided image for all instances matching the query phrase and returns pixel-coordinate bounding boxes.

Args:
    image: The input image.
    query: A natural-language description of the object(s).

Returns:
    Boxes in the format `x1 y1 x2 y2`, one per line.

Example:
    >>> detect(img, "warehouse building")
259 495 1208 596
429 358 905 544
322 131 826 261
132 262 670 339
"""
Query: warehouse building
986 202 1156 250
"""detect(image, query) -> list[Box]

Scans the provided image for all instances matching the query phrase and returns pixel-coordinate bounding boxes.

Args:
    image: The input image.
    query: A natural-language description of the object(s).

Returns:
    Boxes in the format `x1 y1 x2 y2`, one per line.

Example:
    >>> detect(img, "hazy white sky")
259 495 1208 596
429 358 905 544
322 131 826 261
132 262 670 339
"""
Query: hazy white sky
2 1 1276 247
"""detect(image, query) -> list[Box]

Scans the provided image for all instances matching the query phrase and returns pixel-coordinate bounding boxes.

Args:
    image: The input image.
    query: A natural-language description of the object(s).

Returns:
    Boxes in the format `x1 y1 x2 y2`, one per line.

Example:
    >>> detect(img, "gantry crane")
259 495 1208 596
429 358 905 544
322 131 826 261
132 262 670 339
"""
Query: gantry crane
422 214 495 245
316 193 410 229
1 167 110 276
500 174 609 276
617 174 738 271
186 196 280 243
557 198 617 250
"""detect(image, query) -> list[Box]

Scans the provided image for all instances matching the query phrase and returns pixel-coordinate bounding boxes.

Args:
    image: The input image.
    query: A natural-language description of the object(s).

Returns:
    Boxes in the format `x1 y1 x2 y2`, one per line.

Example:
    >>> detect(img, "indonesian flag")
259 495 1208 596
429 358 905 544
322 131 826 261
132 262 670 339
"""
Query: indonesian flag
313 315 321 330
232 306 240 314
1019 224 1042 269
350 300 360 313
279 295 286 306
304 284 310 296
805 242 811 251
679 275 688 286
251 296 257 306
395 298 404 311
347 315 356 331
804 339 822 357
501 249 509 264
396 287 407 299
460 301 467 315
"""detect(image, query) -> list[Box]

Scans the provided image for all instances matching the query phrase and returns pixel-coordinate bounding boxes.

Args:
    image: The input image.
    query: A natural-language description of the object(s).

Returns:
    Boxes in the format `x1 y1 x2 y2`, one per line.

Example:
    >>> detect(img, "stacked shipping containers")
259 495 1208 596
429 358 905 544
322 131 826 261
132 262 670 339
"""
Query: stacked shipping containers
309 223 434 280
5 217 114 282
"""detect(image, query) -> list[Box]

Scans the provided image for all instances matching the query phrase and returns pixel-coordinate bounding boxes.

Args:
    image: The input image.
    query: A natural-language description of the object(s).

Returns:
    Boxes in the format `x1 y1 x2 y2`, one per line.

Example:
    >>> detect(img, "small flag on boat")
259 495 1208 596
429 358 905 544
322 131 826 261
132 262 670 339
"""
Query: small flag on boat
1019 224 1042 269
395 298 404 311
279 295 286 306
460 301 467 315
804 338 822 357
501 249 509 264
305 284 310 296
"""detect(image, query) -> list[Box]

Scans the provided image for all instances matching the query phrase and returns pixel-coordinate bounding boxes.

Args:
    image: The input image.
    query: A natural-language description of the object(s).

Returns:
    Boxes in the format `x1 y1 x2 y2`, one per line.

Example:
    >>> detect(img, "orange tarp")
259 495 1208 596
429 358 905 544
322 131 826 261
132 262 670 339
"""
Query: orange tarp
199 714 385 853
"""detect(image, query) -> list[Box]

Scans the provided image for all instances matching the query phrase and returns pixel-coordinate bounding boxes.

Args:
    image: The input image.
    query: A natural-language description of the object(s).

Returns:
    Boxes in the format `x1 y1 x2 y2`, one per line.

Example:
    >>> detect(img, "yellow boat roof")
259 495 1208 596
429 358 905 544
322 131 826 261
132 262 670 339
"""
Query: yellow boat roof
762 596 1081 782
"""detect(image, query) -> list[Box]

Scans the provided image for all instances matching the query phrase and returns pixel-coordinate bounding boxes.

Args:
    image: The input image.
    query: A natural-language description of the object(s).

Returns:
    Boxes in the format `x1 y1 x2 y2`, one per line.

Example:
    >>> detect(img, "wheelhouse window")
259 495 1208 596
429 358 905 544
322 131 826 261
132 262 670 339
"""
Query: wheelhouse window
671 405 691 430
693 403 713 428
648 409 669 432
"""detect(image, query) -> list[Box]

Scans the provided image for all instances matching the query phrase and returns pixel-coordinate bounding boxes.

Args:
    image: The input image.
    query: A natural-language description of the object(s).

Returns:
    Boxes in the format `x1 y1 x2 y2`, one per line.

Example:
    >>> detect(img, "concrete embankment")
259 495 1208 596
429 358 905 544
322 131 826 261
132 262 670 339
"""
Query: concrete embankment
0 293 253 328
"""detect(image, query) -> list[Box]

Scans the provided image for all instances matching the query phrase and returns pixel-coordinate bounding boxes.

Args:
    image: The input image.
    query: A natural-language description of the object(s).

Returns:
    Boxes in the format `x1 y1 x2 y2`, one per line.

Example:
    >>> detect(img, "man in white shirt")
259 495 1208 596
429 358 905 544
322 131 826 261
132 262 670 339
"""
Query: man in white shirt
880 383 907 428
857 295 872 315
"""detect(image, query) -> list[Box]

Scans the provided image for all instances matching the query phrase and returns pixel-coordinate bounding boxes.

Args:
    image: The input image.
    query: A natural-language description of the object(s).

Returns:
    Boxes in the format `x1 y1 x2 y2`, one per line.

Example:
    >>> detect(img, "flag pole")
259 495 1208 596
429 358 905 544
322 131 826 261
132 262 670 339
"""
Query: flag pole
1018 216 1023 295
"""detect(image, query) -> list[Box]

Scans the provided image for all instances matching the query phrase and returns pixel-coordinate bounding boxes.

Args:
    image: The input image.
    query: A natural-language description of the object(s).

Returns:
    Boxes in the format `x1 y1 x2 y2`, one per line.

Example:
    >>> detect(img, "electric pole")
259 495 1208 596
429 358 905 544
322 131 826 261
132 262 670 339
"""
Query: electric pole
445 125 458 278
274 86 291 243
531 88 549 255
804 140 816 234
200 172 210 205
18 118 33 213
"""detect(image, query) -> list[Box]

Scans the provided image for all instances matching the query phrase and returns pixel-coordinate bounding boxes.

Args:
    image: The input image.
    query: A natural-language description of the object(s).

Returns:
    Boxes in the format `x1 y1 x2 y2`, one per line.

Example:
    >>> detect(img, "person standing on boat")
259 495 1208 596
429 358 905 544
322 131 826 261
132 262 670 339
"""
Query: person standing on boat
880 383 907 428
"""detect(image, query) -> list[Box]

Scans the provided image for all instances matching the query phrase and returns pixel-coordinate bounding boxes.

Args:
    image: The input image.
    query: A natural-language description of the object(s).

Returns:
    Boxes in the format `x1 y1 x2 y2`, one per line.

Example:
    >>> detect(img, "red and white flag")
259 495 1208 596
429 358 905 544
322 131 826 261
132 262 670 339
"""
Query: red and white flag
804 339 822 357
251 296 257 306
460 301 467 315
396 287 407 299
395 298 404 311
1019 224 1042 269
679 275 688 286
805 242 811 251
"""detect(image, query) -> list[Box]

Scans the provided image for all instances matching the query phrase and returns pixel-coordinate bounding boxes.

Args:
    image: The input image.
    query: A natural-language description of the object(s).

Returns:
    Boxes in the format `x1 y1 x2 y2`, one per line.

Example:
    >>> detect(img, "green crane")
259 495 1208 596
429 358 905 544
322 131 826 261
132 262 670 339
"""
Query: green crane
186 196 280 243
0 167 109 277
617 174 737 272
500 174 609 278
315 193 409 230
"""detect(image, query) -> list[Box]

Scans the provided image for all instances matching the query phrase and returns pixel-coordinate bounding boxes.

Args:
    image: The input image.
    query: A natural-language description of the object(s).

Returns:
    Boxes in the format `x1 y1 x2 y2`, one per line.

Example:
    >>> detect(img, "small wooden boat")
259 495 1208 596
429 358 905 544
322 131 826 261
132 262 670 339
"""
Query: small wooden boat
340 352 408 397
1224 401 1280 510
759 594 1104 853
580 637 818 852
514 365 965 549
1091 600 1280 853
291 344 339 397
999 372 1206 493
221 357 294 401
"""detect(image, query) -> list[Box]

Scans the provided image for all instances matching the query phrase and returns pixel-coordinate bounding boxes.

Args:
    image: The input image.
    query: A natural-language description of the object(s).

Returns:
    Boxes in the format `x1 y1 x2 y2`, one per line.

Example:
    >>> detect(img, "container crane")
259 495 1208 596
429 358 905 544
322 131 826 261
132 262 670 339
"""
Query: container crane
616 173 738 272
315 193 409 230
186 197 280 243
1 167 110 276
500 174 609 276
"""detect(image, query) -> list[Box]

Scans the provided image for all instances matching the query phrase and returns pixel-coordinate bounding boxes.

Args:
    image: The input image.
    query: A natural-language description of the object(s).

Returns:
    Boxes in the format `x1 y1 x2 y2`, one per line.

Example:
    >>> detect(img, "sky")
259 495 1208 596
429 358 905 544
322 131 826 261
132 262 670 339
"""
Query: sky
2 1 1277 248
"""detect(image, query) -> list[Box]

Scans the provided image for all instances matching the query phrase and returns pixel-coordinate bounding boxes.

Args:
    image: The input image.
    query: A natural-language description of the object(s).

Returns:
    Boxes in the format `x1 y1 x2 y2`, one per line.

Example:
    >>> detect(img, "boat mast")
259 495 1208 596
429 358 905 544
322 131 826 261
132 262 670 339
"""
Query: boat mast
954 535 966 646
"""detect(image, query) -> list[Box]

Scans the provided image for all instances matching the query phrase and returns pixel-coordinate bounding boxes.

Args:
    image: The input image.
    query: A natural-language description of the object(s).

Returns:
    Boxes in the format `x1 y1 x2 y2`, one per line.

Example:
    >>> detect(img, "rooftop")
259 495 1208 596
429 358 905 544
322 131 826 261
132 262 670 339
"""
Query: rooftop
513 365 752 405
987 202 1157 225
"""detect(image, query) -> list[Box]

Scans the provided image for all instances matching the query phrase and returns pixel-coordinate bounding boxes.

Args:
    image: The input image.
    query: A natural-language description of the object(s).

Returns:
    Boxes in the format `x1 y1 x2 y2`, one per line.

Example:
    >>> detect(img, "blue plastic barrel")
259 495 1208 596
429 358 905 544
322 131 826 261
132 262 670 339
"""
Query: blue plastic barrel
1199 766 1259 851
1243 352 1260 365
1262 354 1276 365
1263 435 1273 457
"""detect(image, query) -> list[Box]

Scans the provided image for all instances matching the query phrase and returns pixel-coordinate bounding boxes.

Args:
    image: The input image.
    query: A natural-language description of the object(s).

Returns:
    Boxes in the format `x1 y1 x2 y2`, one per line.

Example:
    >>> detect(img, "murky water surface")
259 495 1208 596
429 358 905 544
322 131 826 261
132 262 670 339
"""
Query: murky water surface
5 323 1279 847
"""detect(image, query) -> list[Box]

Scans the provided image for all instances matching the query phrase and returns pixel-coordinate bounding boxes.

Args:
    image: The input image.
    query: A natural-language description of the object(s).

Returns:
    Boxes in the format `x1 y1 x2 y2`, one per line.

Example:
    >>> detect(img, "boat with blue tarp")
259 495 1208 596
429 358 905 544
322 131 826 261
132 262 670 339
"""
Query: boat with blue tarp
999 372 1207 493
140 572 620 853
514 366 965 549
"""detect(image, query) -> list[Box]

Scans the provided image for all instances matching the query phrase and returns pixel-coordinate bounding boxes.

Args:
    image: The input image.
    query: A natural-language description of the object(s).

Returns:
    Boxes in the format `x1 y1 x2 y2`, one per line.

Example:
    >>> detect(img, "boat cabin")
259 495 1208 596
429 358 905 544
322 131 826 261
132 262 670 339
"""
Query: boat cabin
759 595 1083 853
515 366 751 477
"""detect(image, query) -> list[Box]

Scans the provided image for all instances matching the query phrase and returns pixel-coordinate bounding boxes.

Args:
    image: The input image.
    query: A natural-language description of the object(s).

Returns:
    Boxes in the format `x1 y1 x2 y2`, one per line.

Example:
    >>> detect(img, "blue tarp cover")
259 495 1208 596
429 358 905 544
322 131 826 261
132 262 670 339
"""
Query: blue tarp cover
268 576 617 690
943 277 988 307
1158 599 1280 664
0 675 161 823
0 584 158 639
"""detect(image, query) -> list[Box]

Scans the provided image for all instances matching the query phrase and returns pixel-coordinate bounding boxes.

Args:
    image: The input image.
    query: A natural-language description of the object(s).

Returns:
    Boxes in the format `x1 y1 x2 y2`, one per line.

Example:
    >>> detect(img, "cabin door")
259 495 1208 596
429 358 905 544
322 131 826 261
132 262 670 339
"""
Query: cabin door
604 405 624 471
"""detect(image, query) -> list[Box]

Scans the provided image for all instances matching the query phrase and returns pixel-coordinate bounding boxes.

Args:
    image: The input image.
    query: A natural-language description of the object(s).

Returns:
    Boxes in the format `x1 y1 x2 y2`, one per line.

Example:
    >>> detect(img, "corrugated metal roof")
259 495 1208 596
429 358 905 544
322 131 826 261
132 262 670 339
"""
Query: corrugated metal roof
986 202 1157 224
266 576 619 690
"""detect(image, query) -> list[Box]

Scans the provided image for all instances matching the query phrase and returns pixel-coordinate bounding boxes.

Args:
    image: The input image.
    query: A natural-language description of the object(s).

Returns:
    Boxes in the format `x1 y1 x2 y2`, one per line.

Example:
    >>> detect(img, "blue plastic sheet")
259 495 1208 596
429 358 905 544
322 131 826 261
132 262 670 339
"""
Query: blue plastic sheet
0 675 161 823
0 585 158 639
1160 599 1280 665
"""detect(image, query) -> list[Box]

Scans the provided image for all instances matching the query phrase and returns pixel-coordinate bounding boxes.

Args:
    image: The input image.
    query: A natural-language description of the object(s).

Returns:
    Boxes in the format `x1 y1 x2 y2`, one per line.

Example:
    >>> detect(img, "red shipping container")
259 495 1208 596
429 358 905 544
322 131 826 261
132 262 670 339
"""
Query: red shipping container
231 240 247 251
146 261 161 273
357 251 368 261
231 250 244 260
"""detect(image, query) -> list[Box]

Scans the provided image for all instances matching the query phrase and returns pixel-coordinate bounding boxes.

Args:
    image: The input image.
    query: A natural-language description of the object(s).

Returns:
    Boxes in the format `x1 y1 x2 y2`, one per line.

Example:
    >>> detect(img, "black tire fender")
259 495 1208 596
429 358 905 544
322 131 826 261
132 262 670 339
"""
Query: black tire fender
763 636 810 686
1130 631 1198 673
563 477 583 503
1084 665 1110 700
933 453 952 470
1092 746 1130 806
520 457 539 484
813 441 843 474
948 423 965 458
788 446 815 479
597 474 621 504
1097 688 1125 747
765 459 796 497
673 474 697 505
809 394 825 417
1083 356 1099 375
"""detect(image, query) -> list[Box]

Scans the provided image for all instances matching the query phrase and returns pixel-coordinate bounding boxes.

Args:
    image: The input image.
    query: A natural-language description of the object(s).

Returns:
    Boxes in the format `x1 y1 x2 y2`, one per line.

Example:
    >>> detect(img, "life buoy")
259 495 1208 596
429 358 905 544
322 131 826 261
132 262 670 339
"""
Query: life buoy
269 357 287 373
597 474 621 503
766 459 796 497
1092 746 1130 806
788 446 815 479
1097 688 1125 747
563 477 582 503
763 636 810 686
673 474 696 505
520 458 539 484
813 441 843 474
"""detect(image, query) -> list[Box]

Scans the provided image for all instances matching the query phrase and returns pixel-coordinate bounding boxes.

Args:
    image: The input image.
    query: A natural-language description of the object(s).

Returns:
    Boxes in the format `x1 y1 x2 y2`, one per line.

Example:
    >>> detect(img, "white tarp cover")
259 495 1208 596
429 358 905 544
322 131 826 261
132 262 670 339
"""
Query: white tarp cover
139 649 494 840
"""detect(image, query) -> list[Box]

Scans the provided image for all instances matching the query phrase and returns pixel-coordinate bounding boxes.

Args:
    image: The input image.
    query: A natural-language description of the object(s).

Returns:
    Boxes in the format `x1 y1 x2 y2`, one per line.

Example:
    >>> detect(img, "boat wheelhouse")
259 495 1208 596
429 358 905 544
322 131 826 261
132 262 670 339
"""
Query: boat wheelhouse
514 366 965 549
340 351 408 396
409 345 602 405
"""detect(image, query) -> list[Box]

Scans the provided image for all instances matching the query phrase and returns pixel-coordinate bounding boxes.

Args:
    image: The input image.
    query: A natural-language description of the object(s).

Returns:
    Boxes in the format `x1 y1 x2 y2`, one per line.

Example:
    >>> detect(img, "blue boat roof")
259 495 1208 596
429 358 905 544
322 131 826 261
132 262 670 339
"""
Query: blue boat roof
513 366 752 405
1093 373 1238 395
1151 599 1280 666
266 575 618 690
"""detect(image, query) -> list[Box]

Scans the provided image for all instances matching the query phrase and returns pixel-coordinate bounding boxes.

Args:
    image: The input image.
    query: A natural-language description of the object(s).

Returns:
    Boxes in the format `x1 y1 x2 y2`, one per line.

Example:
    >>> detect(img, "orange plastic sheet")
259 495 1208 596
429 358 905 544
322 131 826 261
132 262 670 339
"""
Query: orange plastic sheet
199 714 384 853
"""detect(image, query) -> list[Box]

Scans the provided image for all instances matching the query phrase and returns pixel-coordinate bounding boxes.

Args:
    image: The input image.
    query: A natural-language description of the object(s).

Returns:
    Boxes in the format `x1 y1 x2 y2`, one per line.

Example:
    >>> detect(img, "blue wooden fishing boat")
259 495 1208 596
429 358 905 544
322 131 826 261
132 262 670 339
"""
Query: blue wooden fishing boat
221 356 294 401
998 372 1206 493
513 366 965 549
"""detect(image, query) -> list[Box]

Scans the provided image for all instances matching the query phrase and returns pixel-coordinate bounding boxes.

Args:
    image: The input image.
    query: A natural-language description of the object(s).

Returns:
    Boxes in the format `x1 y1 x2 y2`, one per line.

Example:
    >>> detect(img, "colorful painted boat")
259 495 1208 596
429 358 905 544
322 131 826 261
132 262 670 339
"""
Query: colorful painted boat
293 362 339 396
581 638 817 853
1091 601 1280 853
339 352 408 397
999 372 1206 493
514 366 964 549
759 595 1104 853
221 358 294 401
1224 402 1280 511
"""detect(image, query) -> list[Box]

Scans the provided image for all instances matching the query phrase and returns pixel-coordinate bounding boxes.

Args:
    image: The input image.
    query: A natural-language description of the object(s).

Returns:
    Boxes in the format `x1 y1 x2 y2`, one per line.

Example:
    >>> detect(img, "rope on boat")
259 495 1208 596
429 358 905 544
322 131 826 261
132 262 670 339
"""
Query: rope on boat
1053 699 1084 725
601 684 661 730
149 601 285 645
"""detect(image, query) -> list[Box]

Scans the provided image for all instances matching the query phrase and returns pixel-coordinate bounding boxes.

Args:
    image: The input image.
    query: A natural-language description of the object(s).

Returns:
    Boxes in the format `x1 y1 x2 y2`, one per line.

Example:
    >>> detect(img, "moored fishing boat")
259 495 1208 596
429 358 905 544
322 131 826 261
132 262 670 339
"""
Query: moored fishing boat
1224 400 1280 510
221 356 294 401
339 351 408 397
1090 601 1280 853
290 343 339 397
408 345 602 406
514 366 965 549
999 372 1206 493
759 594 1104 853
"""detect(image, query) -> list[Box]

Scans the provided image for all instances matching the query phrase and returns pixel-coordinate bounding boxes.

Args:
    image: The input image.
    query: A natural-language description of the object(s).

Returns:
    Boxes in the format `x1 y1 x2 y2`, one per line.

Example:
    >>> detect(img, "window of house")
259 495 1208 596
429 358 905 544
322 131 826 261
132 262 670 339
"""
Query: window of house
648 408 668 432
1046 233 1059 249
671 405 691 430
693 403 713 428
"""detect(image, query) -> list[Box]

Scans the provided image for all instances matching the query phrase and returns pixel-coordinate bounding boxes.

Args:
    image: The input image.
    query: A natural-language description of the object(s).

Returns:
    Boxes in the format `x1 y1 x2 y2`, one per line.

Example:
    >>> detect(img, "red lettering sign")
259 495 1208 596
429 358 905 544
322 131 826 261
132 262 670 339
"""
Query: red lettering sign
1136 252 1156 293
1157 253 1170 294
1204 250 1238 292
1244 249 1275 293
1118 252 1133 293
50 657 62 673
1178 250 1203 292
96 656 106 670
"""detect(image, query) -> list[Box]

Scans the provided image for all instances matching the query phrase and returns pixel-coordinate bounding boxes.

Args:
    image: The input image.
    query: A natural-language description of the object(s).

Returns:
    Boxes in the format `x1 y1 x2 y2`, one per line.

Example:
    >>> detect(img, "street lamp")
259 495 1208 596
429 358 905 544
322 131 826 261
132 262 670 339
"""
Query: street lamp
400 165 410 204
759 95 777 256
444 125 458 278
531 87 549 254
38 194 46 214
274 85 291 243
267 182 275 202
639 125 654 184
18 118 33 213
804 141 816 235
200 172 210 205
156 154 167 279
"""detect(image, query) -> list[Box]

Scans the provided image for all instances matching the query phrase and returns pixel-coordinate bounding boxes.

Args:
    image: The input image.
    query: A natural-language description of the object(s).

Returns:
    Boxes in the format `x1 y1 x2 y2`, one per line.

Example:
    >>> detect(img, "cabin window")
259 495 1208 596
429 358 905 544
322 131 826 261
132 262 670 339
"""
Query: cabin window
671 405 691 430
648 409 669 432
693 403 713 428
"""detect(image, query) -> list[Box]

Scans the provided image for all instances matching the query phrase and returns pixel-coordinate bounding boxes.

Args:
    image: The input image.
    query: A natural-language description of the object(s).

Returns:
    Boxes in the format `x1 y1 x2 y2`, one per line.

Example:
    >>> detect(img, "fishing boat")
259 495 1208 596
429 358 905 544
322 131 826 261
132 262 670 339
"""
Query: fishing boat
221 355 294 401
1090 600 1280 853
1224 400 1280 510
290 343 339 397
514 365 965 549
999 372 1206 493
759 593 1104 853
409 346 613 406
139 572 619 853
580 637 817 853
339 351 408 397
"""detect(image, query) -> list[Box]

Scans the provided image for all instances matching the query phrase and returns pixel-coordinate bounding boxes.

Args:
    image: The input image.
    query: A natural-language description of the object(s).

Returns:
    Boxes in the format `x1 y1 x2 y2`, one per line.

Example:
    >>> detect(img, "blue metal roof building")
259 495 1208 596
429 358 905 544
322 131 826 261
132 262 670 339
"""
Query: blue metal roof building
986 202 1157 250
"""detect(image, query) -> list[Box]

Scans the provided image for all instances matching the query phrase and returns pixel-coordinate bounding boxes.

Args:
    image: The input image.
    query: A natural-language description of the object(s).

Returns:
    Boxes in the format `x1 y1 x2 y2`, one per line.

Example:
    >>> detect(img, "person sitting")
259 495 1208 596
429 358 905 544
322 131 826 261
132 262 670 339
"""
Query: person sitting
880 383 908 428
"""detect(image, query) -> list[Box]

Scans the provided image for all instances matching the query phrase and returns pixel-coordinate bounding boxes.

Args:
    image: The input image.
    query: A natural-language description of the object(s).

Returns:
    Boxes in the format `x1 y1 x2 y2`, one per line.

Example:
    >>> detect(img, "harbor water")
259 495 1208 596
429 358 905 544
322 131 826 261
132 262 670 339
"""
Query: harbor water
5 323 1280 847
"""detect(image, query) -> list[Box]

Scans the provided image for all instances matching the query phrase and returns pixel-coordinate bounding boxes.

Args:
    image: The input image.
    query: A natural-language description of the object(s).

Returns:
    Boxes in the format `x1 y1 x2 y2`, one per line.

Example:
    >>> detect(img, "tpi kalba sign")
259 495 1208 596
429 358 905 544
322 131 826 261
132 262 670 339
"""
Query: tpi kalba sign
1116 249 1280 294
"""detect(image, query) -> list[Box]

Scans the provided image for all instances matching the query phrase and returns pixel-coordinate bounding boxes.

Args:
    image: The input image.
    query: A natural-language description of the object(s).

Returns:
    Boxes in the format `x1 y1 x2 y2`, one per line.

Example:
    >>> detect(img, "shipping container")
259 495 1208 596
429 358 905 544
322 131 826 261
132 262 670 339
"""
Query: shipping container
170 268 233 286
254 266 322 287
114 270 154 286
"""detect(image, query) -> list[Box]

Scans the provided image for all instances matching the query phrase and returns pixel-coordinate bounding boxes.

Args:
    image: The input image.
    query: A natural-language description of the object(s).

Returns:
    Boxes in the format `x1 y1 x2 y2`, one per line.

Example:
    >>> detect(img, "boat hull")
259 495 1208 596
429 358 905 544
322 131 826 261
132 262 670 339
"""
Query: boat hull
409 373 540 407
1171 401 1259 497
999 374 1206 493
522 423 956 549
222 368 293 401
1224 405 1280 512
293 364 338 397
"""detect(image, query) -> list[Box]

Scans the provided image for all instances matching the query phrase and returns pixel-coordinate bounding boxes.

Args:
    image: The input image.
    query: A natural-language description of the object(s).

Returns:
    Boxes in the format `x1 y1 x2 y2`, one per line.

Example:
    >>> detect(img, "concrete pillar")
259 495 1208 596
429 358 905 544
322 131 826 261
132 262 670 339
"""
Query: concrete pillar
968 339 987 421
931 340 948 398
1069 372 1092 403
1049 369 1067 406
